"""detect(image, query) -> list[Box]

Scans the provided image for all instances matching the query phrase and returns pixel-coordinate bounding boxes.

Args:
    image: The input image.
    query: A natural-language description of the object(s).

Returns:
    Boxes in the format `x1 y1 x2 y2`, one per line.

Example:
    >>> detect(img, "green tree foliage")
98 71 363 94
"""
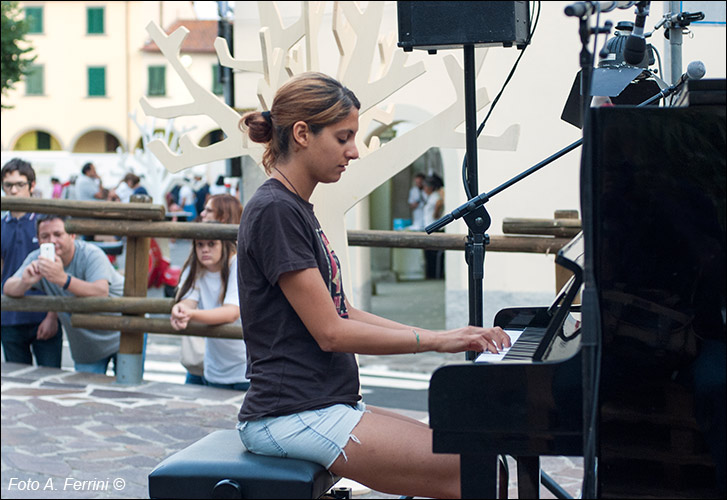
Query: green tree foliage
1 1 36 109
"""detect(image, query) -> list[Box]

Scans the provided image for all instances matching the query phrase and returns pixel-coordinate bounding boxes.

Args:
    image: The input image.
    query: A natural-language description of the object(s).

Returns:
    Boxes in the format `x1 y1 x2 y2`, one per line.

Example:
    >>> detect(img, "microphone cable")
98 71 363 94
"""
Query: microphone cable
461 1 541 199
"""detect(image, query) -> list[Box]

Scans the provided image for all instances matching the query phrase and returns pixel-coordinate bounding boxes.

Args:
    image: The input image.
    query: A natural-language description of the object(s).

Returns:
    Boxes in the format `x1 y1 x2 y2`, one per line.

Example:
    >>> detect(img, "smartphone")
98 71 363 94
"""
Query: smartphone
40 242 56 261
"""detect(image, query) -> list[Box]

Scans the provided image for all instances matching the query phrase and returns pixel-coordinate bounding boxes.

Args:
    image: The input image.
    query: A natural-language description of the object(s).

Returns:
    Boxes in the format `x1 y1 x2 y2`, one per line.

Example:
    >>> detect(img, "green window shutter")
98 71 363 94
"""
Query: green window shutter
88 67 106 96
37 131 51 150
25 64 44 95
212 64 223 95
87 7 105 34
25 7 43 33
147 66 166 96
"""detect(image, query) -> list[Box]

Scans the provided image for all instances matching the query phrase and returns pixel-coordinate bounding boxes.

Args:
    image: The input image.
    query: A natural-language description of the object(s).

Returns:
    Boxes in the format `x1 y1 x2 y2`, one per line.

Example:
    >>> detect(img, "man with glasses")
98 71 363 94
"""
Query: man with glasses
1 158 63 367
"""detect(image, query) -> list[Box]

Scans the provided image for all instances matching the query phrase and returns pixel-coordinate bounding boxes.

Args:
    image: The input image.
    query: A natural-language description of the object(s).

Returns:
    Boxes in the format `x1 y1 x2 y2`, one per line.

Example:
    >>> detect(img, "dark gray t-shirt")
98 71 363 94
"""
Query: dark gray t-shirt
237 179 360 421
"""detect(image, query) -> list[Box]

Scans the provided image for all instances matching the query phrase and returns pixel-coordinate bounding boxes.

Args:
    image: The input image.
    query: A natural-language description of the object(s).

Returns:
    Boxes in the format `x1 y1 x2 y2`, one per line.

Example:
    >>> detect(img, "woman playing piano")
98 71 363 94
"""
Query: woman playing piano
235 72 510 499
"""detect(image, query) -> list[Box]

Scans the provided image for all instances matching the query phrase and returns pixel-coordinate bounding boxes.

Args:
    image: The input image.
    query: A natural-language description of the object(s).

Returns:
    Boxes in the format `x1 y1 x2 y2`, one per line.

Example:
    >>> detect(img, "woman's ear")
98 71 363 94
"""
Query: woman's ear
291 121 310 148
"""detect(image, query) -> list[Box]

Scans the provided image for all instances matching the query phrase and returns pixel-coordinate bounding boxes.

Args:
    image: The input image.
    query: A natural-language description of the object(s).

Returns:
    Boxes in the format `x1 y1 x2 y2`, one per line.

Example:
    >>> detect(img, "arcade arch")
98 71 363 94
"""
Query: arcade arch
12 129 63 151
72 129 124 153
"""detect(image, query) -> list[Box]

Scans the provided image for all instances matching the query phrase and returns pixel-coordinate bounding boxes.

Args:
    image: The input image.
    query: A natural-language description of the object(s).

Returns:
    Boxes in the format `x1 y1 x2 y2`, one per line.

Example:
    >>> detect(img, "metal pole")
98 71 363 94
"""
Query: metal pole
463 44 483 363
668 0 683 84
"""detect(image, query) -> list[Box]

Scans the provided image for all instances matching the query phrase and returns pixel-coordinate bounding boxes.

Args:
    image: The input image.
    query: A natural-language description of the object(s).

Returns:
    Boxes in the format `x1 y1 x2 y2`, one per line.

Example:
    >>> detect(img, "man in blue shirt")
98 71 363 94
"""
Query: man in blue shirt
1 158 62 367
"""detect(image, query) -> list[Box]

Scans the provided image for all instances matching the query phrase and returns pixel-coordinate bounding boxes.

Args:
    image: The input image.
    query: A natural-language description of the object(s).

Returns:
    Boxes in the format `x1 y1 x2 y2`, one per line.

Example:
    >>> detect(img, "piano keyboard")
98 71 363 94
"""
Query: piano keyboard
475 327 547 363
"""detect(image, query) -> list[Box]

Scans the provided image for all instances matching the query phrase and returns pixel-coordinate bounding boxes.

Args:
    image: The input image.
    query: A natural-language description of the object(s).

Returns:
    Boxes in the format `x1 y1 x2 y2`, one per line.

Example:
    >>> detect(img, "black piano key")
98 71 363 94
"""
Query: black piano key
502 327 547 361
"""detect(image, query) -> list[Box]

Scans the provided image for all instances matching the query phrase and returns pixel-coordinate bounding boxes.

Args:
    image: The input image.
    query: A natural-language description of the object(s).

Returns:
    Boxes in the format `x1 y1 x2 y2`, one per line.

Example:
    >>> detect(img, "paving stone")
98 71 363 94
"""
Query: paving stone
24 366 72 379
78 449 135 461
65 459 124 474
2 388 86 397
124 426 175 444
155 423 210 441
62 439 111 450
88 389 168 400
1 376 36 384
123 443 167 459
3 452 73 476
105 435 149 446
1 361 29 374
28 400 96 418
61 372 115 385
80 402 130 414
40 381 87 390
118 454 158 468
53 427 94 441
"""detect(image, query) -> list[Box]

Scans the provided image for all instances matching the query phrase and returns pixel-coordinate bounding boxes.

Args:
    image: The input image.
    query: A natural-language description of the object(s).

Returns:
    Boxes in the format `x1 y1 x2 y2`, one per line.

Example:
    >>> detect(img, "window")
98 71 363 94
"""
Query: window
88 66 106 97
87 7 104 34
147 65 166 96
25 7 43 34
212 64 223 95
25 64 44 95
37 132 51 150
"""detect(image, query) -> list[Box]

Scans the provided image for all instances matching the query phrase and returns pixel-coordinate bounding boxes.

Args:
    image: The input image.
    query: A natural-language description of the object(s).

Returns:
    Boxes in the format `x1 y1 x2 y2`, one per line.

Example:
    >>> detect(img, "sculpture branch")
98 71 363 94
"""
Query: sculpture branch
139 21 244 173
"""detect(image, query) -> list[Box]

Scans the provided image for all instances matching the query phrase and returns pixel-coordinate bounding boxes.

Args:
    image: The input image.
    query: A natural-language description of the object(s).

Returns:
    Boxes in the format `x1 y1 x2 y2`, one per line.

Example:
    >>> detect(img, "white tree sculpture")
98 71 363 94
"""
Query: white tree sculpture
116 111 195 206
140 1 520 299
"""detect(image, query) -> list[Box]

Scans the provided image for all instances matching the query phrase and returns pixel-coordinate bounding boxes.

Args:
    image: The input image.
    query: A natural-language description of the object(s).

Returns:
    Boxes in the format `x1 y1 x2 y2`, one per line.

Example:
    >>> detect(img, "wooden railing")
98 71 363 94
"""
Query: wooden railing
1 197 580 384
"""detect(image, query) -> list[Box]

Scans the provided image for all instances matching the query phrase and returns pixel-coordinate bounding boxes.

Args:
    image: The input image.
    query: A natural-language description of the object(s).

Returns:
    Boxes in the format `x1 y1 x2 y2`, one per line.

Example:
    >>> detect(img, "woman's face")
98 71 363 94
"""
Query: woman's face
200 200 216 222
195 239 223 270
304 108 360 184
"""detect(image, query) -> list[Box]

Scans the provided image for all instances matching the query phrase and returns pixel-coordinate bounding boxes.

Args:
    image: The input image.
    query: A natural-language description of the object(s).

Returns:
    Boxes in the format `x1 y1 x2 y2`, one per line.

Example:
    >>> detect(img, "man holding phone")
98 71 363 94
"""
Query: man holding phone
1 158 62 367
4 214 125 374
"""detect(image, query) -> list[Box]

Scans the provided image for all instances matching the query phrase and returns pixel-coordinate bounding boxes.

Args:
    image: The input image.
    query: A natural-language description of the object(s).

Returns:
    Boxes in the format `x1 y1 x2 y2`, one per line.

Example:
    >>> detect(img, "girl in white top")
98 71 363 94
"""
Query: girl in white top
171 235 249 390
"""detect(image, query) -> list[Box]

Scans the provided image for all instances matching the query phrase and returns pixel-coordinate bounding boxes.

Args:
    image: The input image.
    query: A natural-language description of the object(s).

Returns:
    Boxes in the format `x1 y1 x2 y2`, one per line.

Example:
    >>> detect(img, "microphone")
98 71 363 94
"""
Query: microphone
649 60 706 102
565 1 635 18
624 2 651 65
676 60 706 87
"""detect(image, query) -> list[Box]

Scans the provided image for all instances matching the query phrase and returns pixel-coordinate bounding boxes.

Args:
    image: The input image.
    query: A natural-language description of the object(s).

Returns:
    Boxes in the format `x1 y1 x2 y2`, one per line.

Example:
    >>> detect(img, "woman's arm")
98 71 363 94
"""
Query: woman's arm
345 298 410 330
186 304 240 325
279 268 509 355
170 298 197 330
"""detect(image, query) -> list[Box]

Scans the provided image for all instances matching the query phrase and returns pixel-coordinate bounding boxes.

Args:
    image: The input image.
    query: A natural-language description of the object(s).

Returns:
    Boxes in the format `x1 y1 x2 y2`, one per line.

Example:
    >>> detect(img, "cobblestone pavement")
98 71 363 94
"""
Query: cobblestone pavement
1 361 582 499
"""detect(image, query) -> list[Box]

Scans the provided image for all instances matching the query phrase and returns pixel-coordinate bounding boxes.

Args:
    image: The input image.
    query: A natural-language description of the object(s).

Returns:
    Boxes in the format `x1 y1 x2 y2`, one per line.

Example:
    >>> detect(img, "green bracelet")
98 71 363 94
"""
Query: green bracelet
412 329 420 353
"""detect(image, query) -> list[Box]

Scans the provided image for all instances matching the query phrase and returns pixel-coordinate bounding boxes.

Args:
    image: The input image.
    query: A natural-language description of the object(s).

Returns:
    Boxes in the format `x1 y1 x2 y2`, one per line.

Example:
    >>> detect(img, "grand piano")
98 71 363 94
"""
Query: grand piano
429 102 725 498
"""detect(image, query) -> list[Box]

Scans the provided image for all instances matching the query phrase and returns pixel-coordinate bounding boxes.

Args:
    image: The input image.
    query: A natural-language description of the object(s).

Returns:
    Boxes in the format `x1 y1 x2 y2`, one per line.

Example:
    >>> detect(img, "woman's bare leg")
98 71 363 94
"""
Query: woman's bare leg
329 408 461 498
366 404 429 428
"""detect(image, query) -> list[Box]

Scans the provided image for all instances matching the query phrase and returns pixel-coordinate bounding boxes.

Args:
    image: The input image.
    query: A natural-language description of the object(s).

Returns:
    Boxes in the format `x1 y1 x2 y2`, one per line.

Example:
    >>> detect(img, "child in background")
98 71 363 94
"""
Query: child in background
179 193 244 385
50 178 63 199
171 231 249 391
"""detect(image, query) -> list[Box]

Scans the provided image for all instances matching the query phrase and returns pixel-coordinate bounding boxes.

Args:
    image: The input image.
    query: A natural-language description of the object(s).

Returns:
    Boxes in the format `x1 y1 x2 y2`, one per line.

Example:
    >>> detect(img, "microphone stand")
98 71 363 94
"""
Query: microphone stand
460 44 489 362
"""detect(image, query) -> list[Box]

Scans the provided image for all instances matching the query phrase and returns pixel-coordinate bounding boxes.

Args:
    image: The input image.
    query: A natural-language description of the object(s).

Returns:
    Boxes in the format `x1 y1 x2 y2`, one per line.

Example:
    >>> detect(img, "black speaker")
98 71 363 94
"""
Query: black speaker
397 1 530 53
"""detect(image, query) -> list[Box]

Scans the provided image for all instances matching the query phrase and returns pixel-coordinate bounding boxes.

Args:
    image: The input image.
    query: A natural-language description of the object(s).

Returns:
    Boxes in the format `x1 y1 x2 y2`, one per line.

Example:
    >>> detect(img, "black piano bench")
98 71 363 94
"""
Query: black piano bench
148 430 341 499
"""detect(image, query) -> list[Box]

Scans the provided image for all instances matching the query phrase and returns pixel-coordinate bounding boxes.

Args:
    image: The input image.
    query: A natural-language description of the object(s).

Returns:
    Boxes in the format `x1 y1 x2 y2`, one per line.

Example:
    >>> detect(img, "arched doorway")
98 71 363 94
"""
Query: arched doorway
13 130 62 151
73 130 122 153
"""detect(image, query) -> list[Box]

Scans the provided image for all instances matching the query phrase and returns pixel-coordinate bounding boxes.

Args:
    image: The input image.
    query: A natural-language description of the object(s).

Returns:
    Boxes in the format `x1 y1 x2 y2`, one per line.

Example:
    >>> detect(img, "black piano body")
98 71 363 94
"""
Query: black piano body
429 232 585 499
587 103 725 498
429 102 725 498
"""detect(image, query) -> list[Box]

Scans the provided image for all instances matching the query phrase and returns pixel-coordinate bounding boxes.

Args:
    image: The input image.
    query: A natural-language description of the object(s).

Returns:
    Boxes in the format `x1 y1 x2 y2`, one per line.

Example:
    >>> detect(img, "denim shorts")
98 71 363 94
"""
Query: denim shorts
237 402 368 469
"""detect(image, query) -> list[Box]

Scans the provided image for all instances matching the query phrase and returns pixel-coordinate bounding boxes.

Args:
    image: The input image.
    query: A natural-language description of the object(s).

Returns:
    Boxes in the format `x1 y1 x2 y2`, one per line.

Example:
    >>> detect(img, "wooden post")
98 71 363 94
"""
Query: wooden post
116 194 152 384
554 210 581 304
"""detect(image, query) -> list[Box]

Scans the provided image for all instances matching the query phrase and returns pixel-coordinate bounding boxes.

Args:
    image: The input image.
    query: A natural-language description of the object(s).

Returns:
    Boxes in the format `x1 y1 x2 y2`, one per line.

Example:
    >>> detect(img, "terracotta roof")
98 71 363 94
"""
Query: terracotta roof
142 20 219 54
